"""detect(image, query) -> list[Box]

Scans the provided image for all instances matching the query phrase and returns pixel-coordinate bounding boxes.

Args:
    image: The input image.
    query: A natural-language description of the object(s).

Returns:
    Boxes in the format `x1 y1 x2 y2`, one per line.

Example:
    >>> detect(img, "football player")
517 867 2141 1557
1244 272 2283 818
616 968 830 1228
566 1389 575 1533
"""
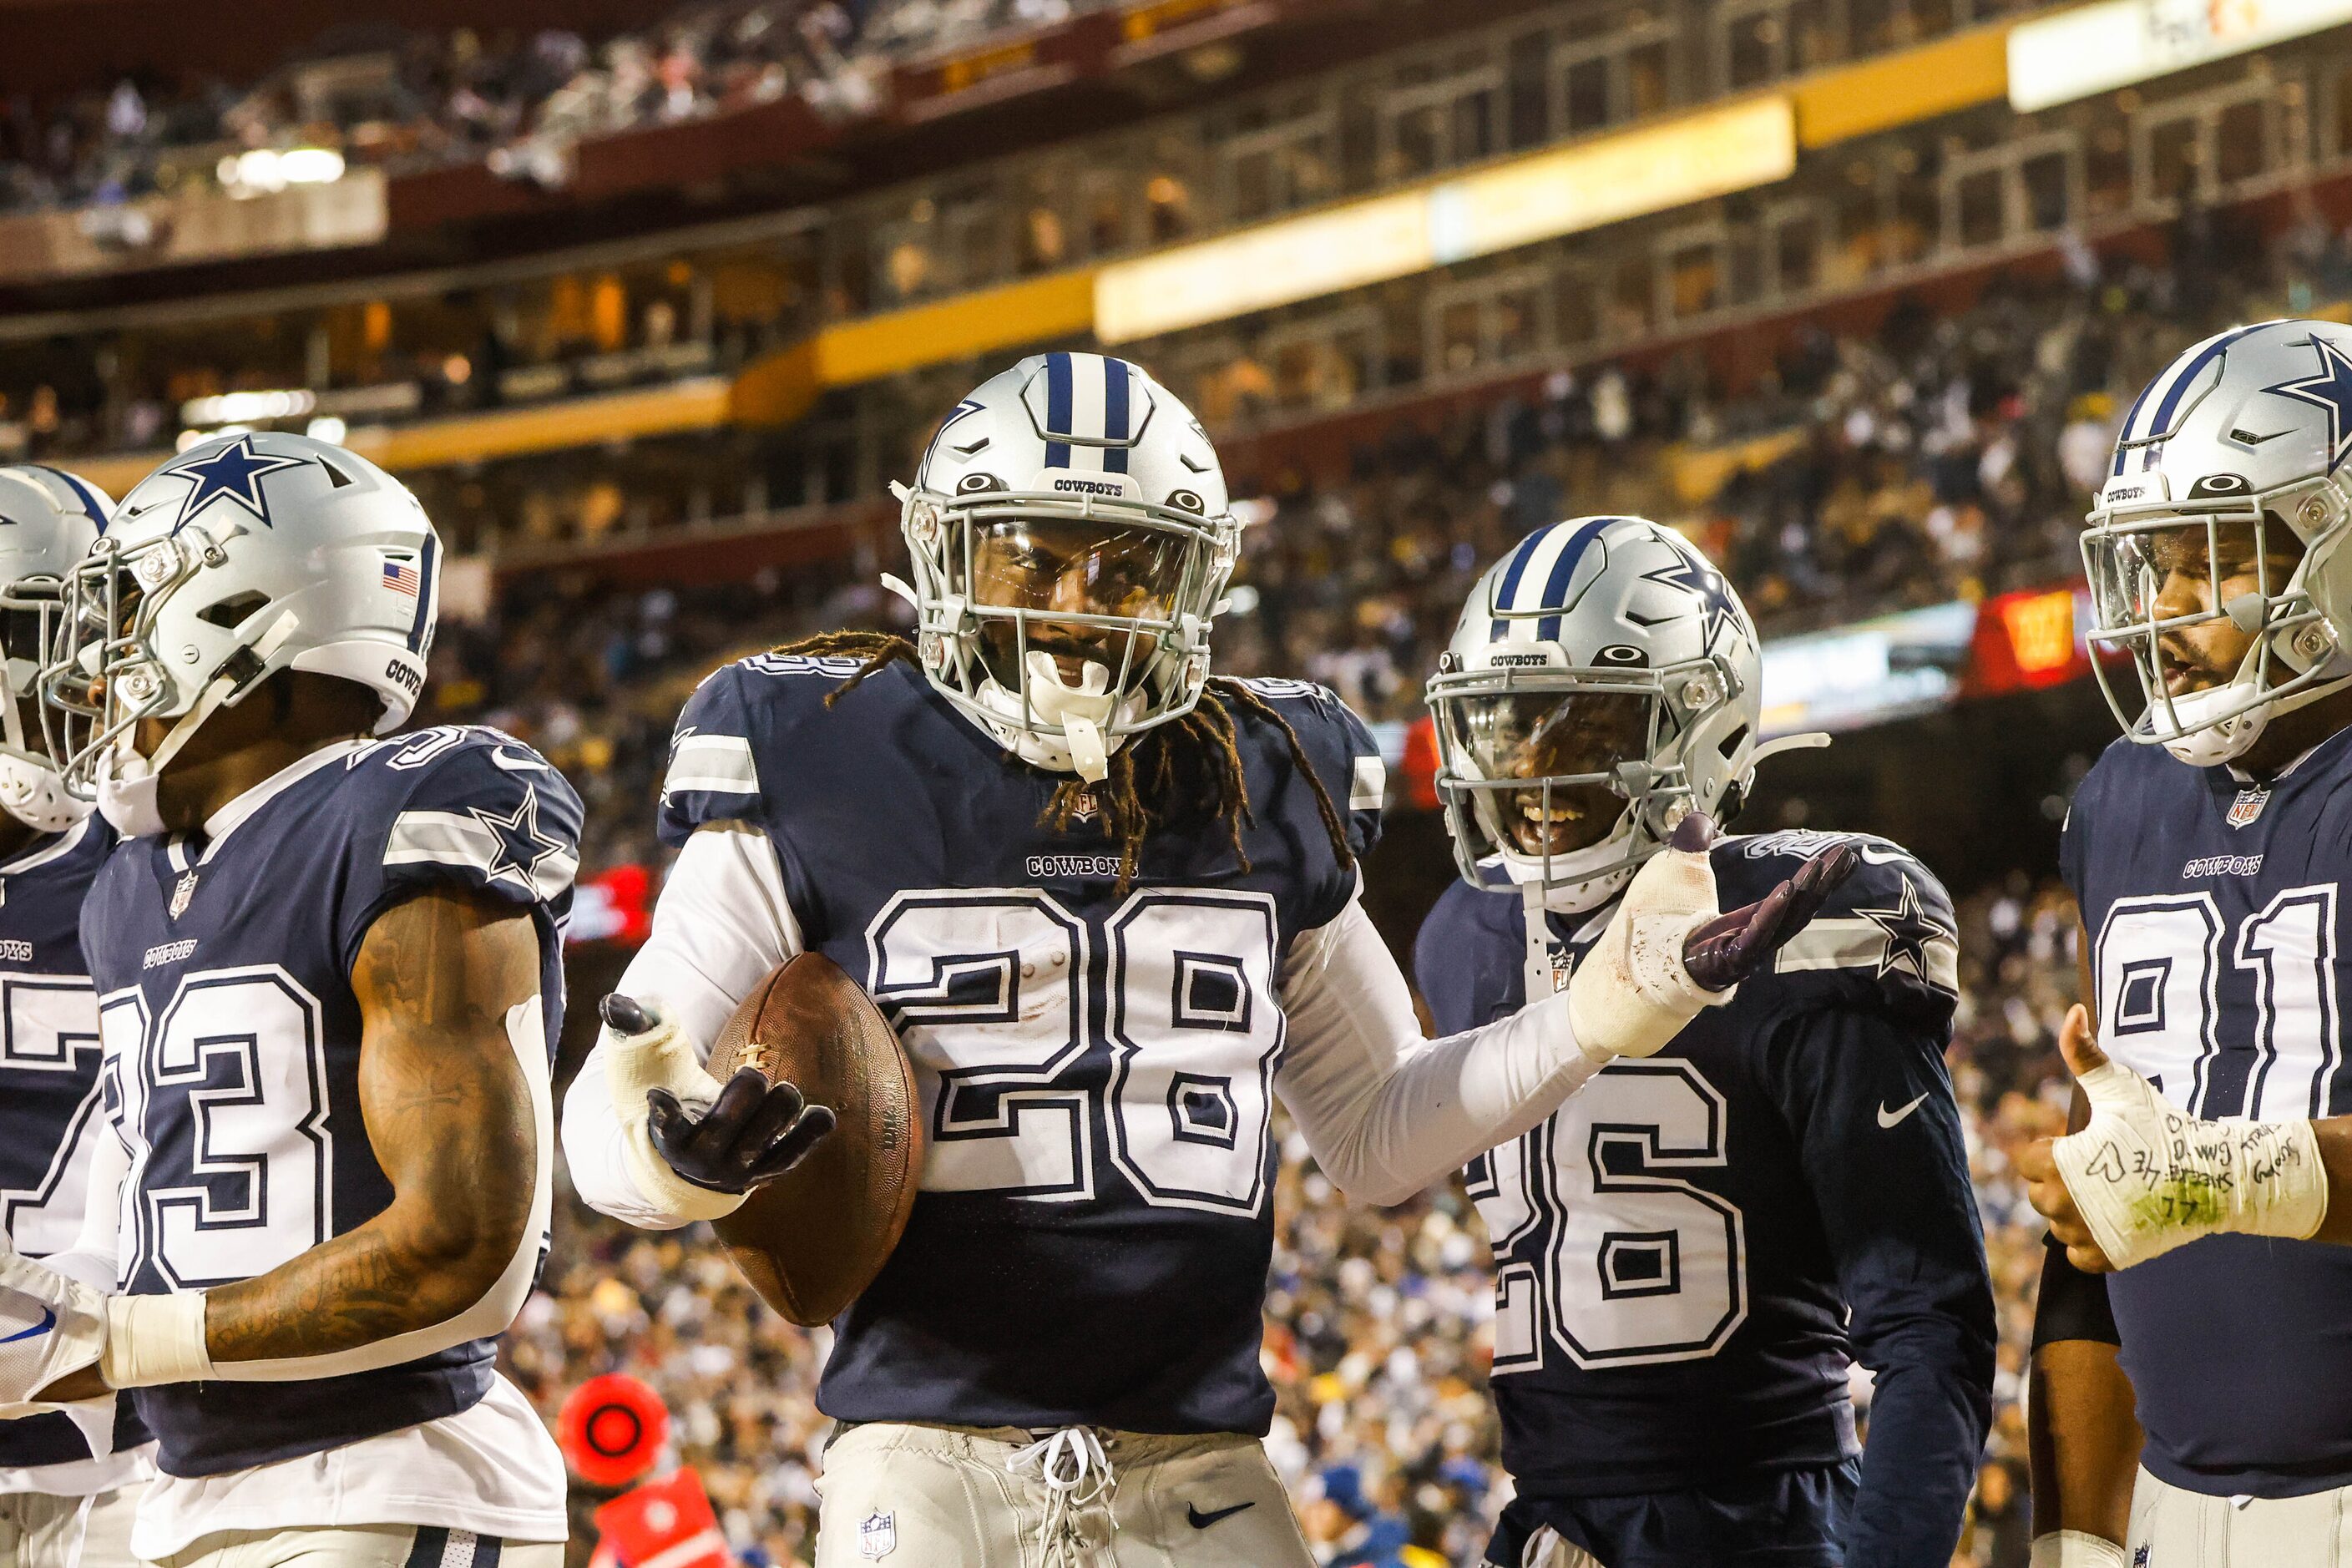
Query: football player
0 433 581 1568
1412 516 1994 1568
0 468 151 1568
560 353 1854 1567
2017 319 2352 1567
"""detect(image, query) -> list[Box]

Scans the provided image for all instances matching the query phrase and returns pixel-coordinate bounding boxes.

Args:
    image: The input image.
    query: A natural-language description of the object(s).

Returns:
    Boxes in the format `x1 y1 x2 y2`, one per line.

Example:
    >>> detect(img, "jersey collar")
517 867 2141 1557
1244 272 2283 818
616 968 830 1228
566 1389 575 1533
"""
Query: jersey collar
0 814 91 877
198 736 375 862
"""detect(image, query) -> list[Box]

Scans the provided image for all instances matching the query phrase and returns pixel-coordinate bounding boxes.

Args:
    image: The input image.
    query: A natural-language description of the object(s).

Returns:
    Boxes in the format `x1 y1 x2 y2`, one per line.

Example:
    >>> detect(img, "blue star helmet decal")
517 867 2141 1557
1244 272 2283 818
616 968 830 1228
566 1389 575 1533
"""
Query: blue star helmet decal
2266 334 2352 473
1637 551 1746 653
158 436 311 533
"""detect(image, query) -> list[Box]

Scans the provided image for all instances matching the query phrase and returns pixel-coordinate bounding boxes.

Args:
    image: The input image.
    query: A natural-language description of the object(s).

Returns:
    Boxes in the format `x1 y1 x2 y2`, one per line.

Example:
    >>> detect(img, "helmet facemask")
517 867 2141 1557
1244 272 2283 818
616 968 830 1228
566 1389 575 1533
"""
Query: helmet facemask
0 573 86 832
900 484 1236 781
42 529 291 803
1430 652 1746 904
2081 480 2350 765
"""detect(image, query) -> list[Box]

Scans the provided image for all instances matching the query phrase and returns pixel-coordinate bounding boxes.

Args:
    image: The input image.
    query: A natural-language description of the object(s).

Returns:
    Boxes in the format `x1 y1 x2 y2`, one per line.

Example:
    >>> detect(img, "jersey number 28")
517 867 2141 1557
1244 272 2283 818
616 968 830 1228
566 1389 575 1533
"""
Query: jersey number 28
869 888 1282 1216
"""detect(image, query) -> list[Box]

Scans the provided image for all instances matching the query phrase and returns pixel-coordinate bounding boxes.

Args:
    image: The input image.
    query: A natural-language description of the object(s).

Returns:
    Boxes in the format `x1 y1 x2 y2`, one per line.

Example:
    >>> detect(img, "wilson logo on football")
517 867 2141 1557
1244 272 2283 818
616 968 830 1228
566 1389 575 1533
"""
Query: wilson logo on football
2227 787 2271 829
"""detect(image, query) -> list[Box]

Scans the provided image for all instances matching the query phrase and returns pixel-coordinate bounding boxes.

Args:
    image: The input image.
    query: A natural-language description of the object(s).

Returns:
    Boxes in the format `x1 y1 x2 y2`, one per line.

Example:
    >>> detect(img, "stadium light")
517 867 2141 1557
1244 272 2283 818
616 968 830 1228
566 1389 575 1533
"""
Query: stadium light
2007 0 2352 111
1095 96 1796 344
216 147 347 197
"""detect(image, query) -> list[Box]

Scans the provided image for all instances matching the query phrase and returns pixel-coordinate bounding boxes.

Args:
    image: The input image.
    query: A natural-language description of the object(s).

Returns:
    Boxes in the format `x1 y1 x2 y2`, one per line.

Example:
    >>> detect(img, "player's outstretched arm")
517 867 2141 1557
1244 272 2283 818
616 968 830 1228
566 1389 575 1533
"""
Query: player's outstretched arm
18 887 552 1404
1277 817 1854 1205
2021 1005 2339 1271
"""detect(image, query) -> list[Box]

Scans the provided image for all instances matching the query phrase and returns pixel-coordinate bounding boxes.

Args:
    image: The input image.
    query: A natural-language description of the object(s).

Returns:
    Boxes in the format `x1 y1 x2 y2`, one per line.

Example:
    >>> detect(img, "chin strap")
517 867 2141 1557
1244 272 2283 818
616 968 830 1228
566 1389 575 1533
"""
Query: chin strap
1523 880 1559 1004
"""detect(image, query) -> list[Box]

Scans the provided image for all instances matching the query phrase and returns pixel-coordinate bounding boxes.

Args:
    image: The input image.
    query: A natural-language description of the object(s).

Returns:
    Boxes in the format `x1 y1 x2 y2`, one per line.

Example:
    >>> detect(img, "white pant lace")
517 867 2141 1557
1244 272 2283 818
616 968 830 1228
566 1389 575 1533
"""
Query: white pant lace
1007 1426 1115 1568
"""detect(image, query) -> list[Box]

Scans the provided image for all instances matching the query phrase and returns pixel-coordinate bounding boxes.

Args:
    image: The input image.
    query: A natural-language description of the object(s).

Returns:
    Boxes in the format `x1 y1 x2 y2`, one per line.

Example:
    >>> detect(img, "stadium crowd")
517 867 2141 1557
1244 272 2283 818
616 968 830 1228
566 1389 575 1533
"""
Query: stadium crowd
422 234 2339 874
0 0 1110 213
503 870 2081 1568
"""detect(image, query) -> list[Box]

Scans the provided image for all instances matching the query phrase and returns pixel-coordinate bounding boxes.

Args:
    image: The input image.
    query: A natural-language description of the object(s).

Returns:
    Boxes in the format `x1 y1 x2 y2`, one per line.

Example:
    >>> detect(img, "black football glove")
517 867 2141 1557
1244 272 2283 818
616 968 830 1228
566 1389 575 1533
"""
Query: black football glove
602 994 837 1196
1676 817 1859 993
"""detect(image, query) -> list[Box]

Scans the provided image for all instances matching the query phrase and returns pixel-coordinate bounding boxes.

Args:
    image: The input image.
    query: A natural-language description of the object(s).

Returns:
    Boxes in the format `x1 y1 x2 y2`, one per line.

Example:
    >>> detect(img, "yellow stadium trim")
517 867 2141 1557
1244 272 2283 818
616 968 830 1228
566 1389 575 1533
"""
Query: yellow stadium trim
813 267 1097 387
1792 22 2012 148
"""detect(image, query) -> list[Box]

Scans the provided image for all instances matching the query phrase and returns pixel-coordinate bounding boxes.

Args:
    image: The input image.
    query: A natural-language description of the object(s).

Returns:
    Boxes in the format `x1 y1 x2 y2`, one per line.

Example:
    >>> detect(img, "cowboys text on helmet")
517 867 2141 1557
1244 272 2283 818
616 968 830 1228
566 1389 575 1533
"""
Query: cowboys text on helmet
892 352 1236 782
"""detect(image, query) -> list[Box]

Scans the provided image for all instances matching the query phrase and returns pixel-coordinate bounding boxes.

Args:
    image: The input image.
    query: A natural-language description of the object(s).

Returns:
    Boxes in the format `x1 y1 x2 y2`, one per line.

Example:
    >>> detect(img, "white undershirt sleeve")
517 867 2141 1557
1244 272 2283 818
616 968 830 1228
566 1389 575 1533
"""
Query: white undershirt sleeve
1274 890 1601 1206
559 821 804 1228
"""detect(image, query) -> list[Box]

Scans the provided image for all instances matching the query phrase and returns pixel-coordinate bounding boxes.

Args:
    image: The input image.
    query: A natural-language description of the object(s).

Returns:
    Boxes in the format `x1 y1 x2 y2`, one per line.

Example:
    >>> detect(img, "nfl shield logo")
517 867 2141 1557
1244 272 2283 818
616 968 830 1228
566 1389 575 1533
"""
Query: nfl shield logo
1069 788 1098 824
1546 943 1574 994
2227 787 2270 829
169 871 199 920
858 1511 895 1560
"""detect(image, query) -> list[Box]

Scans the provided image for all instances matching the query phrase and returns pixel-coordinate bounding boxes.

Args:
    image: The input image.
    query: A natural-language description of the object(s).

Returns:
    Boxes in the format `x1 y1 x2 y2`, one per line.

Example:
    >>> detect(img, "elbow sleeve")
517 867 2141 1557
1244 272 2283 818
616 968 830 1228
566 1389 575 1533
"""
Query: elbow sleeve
2031 1232 2121 1352
210 998 556 1382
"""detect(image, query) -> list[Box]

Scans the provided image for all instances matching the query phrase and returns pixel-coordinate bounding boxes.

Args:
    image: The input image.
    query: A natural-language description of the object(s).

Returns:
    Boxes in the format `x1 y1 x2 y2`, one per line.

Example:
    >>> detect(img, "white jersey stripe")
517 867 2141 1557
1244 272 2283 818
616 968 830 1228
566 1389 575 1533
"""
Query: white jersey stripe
664 733 759 797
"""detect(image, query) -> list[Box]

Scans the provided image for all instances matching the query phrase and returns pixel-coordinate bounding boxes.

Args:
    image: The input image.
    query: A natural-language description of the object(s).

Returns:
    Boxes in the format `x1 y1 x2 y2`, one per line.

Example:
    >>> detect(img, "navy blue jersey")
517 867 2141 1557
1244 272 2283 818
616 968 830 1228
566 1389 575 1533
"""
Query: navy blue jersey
1416 835 1992 1565
0 817 148 1471
659 657 1383 1434
80 727 580 1479
2061 728 2352 1498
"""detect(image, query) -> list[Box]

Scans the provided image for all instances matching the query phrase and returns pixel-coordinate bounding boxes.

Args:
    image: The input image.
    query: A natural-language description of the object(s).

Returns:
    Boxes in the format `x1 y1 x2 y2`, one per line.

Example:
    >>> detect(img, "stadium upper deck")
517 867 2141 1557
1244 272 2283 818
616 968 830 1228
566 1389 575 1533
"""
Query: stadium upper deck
5 0 2347 573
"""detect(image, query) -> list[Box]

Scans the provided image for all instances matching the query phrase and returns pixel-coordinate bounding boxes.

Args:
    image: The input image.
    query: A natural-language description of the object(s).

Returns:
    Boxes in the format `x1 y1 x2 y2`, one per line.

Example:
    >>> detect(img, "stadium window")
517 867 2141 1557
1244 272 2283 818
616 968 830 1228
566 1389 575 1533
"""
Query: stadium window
2216 95 2272 189
2021 145 2076 232
1563 53 1611 133
1554 267 1600 349
1506 29 1549 149
1725 8 1782 90
2141 109 2205 208
1662 236 1723 321
2087 120 2132 219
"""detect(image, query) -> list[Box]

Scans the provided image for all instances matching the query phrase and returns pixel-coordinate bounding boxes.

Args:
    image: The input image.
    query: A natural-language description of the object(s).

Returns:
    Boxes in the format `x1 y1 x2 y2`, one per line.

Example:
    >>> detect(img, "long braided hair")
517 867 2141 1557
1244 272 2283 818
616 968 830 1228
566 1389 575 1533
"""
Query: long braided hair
780 631 1354 892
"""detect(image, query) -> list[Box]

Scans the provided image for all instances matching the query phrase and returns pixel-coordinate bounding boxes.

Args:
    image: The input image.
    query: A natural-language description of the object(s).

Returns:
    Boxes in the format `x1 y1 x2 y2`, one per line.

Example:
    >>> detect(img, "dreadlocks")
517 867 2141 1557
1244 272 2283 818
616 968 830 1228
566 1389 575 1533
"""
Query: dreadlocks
774 631 1355 892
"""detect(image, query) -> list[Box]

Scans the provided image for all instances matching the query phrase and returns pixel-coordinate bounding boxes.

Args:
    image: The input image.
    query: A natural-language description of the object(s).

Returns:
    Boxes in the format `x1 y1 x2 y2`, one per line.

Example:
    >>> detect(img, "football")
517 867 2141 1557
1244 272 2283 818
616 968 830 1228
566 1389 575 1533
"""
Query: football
703 953 923 1327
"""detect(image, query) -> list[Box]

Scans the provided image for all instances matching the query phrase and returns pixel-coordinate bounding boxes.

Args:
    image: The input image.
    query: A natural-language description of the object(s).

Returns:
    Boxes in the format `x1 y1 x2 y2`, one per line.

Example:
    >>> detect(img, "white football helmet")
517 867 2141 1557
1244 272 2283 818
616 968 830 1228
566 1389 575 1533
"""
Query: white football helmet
1429 516 1808 913
44 432 439 829
0 467 109 832
2082 317 2352 764
890 352 1237 781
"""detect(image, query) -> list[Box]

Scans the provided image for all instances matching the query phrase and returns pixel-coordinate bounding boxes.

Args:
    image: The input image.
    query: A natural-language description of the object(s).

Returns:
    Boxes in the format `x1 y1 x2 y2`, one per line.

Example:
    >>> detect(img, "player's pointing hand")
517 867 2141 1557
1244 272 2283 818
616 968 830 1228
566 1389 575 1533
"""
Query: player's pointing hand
1568 812 1858 1064
600 993 836 1222
2023 1003 2329 1271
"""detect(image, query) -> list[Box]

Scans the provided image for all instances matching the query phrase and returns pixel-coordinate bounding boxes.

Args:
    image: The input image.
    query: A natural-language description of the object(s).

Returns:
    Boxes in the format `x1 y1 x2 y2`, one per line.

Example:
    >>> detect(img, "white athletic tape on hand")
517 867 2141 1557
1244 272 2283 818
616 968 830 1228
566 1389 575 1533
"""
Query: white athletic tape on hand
1566 842 1732 1064
604 999 748 1224
2052 1054 2328 1269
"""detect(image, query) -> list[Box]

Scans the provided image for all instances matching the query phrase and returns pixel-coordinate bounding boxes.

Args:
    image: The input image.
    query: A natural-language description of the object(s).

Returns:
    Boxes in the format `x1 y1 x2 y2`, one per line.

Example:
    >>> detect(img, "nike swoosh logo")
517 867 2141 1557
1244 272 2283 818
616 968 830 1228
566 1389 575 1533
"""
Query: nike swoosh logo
1877 1094 1929 1130
0 1306 56 1343
1187 1501 1256 1530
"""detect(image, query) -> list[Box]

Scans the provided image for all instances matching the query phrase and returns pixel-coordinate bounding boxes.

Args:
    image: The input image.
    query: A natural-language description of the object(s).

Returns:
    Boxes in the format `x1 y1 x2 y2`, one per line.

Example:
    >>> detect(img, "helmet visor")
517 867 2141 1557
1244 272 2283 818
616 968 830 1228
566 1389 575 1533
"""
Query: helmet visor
2079 504 2319 740
1438 688 1657 858
962 513 1195 701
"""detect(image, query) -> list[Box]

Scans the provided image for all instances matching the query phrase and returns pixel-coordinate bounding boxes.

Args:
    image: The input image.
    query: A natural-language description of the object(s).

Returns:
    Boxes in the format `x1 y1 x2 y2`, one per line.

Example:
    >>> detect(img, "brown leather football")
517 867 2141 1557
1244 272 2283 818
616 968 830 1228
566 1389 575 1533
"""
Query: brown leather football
703 952 923 1327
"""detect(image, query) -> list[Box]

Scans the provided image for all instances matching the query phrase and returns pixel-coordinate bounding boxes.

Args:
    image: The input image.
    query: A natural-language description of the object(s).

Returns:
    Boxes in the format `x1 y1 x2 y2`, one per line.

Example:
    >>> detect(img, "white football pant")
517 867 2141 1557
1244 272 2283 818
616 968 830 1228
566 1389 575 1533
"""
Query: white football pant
143 1526 562 1568
0 1485 139 1568
1520 1527 1607 1567
814 1421 1316 1567
2132 1465 2352 1565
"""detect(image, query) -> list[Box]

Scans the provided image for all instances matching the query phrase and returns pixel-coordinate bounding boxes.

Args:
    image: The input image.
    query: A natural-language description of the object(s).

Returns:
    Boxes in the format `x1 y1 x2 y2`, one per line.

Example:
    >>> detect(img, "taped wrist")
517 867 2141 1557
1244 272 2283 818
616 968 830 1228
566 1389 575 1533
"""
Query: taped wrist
1566 845 1732 1063
2031 1532 2128 1568
2030 1234 2119 1351
603 1006 747 1224
101 1292 213 1388
2053 1059 2328 1267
